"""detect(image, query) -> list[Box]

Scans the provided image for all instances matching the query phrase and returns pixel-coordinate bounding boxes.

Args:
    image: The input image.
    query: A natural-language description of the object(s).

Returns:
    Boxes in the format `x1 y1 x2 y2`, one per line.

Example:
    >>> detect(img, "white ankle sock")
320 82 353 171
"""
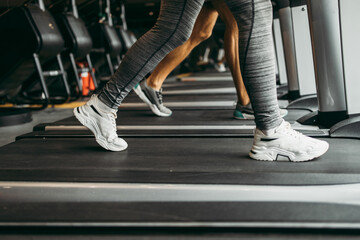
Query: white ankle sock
95 95 117 113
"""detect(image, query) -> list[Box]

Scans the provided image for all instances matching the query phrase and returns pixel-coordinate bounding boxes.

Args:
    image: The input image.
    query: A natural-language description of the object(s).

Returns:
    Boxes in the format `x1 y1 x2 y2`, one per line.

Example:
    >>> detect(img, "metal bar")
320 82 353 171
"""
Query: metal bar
120 2 127 30
86 54 98 88
71 0 79 18
273 18 288 85
116 55 121 66
278 4 299 93
33 53 50 101
43 124 323 132
56 54 71 102
69 53 82 90
38 0 45 11
105 0 113 26
1 182 360 206
43 71 62 77
106 53 115 75
306 0 346 112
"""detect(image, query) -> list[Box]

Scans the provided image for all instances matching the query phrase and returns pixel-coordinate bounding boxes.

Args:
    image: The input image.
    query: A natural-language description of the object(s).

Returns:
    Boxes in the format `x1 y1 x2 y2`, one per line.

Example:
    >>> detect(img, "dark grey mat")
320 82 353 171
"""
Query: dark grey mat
123 92 237 103
0 137 359 185
162 80 236 90
2 227 360 239
1 201 360 227
33 109 310 130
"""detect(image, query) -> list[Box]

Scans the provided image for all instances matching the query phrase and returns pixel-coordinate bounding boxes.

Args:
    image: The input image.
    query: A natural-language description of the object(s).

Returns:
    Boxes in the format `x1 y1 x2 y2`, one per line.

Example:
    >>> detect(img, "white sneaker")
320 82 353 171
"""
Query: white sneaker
249 120 329 162
74 95 128 152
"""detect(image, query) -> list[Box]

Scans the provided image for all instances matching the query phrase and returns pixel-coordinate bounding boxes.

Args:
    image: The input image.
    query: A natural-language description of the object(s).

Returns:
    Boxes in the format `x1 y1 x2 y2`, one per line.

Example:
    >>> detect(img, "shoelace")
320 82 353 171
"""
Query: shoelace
107 112 118 141
278 122 303 140
156 88 163 104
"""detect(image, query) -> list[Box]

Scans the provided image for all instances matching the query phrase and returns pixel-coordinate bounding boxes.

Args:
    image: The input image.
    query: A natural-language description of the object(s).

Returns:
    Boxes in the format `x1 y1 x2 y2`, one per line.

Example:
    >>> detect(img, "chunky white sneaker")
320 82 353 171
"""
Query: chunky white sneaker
133 80 172 117
249 120 329 162
74 95 128 151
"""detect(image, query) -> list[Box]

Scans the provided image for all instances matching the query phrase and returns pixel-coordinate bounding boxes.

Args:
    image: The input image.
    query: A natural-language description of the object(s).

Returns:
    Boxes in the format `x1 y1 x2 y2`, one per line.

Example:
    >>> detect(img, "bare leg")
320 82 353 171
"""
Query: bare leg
146 4 219 90
212 0 250 106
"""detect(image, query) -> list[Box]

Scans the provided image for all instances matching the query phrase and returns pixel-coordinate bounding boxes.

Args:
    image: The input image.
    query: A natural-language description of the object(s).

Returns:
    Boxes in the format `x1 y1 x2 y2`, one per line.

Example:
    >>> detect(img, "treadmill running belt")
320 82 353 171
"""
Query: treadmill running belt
35 109 310 129
0 137 359 185
1 201 360 227
162 80 237 90
123 92 237 103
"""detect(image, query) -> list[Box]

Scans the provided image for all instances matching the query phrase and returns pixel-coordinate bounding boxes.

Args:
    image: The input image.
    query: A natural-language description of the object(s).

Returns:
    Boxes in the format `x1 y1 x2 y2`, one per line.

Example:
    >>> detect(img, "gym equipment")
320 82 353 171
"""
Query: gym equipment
0 136 360 229
2 0 360 236
273 9 288 87
112 0 137 56
275 0 317 112
88 0 122 78
0 0 70 126
300 0 360 138
0 0 70 108
55 0 98 96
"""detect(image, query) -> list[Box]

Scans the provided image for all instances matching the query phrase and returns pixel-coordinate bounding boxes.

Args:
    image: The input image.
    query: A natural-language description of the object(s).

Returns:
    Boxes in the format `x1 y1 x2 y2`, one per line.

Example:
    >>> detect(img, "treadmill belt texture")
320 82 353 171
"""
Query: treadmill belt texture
34 109 310 130
1 137 359 185
1 201 360 227
162 80 236 90
123 92 237 103
3 229 360 240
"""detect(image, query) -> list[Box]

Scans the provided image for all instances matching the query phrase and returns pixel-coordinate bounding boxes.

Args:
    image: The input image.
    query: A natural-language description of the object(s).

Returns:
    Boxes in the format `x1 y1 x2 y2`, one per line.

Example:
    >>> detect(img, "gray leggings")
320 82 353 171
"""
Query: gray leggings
98 0 282 130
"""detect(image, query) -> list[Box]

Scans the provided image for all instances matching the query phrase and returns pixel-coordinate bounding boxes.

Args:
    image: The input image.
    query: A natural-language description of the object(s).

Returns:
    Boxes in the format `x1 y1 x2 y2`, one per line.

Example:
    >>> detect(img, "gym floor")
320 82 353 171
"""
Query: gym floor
1 0 360 238
0 108 73 147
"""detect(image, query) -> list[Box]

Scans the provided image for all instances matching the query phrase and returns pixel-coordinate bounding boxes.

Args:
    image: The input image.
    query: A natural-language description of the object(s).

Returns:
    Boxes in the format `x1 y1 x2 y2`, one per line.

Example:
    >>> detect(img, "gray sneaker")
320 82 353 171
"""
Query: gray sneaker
233 102 288 120
133 80 172 117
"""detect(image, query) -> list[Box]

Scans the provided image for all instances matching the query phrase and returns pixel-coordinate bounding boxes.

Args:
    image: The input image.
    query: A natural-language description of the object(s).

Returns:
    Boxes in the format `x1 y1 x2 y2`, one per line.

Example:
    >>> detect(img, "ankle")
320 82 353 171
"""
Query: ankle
236 101 251 109
94 95 117 113
237 95 250 106
146 79 161 91
261 119 285 135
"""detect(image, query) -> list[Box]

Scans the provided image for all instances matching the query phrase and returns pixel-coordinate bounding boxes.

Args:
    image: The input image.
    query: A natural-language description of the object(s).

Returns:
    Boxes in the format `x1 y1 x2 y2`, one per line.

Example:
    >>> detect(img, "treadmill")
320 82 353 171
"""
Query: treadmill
274 0 318 111
1 0 360 238
29 76 319 137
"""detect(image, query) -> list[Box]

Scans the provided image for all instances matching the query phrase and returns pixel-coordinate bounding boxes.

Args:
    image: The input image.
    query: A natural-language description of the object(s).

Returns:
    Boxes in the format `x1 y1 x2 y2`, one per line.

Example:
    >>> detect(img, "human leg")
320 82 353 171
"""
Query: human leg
211 0 250 106
133 2 219 117
75 0 205 151
145 3 219 90
225 0 281 129
98 0 205 109
225 0 328 161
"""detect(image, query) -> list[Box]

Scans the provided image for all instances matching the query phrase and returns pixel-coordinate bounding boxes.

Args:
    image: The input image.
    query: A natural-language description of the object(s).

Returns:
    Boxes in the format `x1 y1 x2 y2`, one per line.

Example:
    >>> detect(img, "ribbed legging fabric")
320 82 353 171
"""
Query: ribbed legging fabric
98 0 282 130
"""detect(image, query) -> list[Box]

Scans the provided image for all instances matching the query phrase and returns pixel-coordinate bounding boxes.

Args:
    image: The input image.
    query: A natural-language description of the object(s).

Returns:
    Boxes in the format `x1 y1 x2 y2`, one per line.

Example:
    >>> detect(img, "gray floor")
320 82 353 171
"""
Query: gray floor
0 108 73 147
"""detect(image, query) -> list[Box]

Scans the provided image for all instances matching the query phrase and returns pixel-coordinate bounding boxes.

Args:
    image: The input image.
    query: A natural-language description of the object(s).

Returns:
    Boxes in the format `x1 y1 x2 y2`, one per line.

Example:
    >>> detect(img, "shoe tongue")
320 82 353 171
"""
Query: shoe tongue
261 120 286 136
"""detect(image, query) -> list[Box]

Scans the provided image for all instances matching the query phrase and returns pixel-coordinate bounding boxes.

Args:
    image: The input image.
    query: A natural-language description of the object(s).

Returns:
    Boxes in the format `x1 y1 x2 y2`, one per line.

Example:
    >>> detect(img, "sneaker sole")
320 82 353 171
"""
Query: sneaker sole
249 143 329 162
73 107 127 152
133 86 171 117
